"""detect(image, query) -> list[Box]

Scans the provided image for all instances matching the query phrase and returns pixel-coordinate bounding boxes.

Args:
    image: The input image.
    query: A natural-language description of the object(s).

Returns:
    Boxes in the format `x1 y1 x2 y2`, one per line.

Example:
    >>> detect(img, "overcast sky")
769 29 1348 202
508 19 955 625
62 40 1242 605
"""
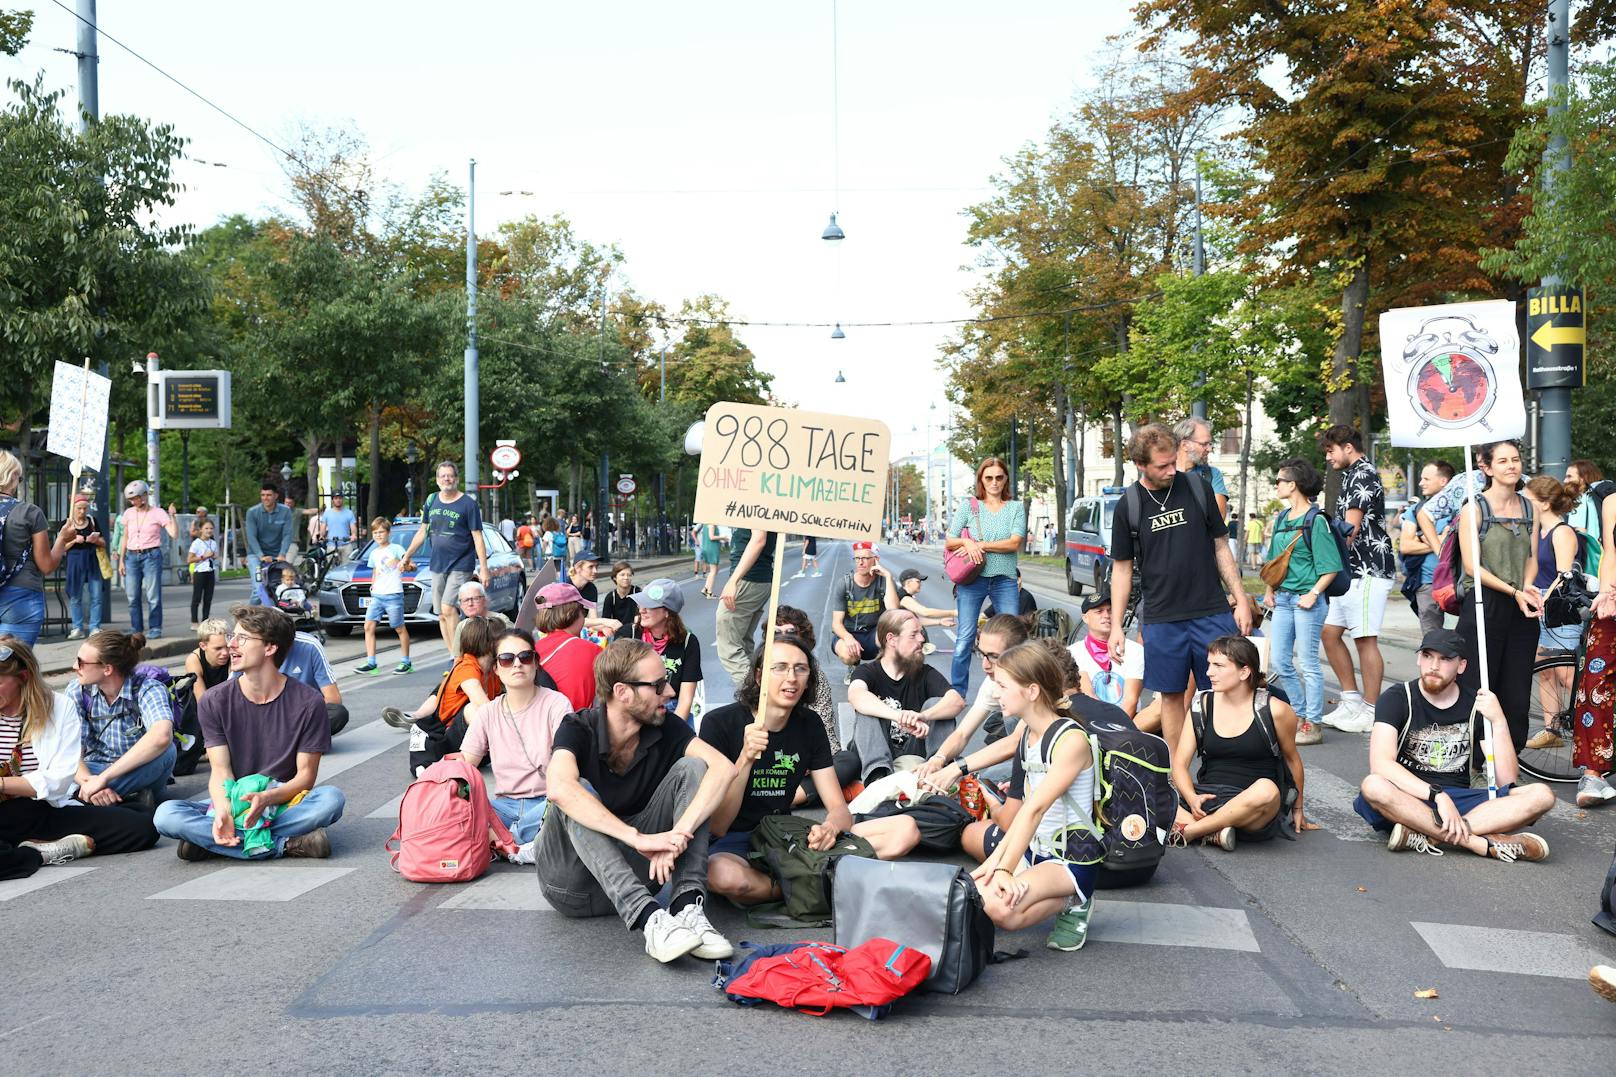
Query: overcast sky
9 1 1139 461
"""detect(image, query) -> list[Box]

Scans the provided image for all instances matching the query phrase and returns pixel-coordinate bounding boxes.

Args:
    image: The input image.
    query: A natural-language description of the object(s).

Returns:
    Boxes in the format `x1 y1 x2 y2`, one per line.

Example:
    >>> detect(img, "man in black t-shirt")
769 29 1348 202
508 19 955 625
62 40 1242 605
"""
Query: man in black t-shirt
537 640 738 964
832 541 899 680
1109 423 1252 753
847 609 966 783
1353 628 1553 861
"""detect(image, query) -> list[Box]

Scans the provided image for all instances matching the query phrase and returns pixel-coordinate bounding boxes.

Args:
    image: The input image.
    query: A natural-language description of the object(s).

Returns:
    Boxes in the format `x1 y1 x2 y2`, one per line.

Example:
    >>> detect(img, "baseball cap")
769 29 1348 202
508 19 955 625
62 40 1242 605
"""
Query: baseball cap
1417 627 1466 658
632 578 685 614
851 541 876 557
1081 592 1112 613
535 581 597 611
572 547 600 565
898 568 927 585
123 480 150 498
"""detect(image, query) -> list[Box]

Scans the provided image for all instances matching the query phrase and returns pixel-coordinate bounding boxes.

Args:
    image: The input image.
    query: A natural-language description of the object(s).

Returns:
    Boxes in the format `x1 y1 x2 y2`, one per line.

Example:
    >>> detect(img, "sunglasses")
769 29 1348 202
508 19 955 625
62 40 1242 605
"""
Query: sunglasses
496 650 537 668
0 644 15 663
623 677 671 693
71 655 106 670
982 475 1007 482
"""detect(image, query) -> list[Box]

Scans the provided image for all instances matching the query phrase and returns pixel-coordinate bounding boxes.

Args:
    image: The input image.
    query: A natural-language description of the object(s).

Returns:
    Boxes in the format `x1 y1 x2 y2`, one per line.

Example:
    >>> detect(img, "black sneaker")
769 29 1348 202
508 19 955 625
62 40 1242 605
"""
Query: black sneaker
176 840 214 862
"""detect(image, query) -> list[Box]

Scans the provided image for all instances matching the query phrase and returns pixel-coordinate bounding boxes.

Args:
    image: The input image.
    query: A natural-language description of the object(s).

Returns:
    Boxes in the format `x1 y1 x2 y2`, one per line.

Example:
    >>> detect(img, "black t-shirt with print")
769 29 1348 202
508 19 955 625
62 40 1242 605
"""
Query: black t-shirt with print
1373 680 1481 789
851 659 953 758
839 572 886 633
612 622 704 693
1336 456 1394 579
699 701 833 833
551 705 696 818
1111 472 1229 624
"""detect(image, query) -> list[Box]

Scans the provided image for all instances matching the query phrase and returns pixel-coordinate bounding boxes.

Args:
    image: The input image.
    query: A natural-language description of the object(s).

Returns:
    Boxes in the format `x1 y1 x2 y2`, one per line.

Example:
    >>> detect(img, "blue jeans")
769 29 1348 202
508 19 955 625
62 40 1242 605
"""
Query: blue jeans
950 572 1022 698
85 741 177 799
0 585 45 646
124 547 164 633
1270 591 1328 724
66 576 104 634
152 785 346 858
492 795 547 845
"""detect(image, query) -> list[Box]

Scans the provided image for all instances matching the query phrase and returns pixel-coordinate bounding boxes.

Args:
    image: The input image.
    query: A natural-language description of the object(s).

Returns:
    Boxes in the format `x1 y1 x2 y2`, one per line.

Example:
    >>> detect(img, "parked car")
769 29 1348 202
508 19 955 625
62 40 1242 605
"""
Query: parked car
1064 488 1124 596
318 518 526 634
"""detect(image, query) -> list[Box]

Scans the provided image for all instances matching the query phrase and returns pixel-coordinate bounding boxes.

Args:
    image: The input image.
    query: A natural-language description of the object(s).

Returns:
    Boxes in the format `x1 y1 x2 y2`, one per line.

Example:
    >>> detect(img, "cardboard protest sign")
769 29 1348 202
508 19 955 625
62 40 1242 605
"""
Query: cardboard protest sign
1378 299 1525 449
693 402 891 542
46 359 112 475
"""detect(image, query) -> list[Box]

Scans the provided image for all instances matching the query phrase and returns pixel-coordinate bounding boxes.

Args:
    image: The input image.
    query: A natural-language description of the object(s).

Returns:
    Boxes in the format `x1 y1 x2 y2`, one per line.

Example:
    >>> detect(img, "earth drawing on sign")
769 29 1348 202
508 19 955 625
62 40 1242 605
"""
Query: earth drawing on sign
1414 351 1491 425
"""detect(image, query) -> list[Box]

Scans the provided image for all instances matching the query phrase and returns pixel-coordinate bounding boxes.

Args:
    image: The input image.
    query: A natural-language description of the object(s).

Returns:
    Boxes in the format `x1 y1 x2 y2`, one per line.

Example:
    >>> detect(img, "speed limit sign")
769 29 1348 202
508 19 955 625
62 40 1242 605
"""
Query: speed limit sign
490 442 522 471
615 475 637 496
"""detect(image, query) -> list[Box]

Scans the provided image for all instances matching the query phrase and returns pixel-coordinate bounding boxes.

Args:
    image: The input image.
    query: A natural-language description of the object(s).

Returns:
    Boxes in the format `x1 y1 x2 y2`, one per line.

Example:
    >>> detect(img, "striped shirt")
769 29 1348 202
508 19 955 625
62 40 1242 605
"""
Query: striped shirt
0 714 38 778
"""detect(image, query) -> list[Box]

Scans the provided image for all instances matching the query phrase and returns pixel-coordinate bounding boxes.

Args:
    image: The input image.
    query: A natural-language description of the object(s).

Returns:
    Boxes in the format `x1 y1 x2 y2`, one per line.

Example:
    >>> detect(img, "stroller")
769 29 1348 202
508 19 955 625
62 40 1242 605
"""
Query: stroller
254 555 327 642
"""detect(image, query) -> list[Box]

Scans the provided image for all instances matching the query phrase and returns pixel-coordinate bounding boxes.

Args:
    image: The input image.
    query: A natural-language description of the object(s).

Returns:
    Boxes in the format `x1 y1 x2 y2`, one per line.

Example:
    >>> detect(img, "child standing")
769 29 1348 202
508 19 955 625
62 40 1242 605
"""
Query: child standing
356 516 413 675
188 520 218 626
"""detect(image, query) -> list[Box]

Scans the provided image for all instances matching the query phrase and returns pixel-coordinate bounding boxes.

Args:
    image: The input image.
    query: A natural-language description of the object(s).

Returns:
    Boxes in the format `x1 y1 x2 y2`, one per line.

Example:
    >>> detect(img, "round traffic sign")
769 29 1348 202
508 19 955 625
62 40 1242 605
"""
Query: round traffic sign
615 475 637 496
490 444 522 471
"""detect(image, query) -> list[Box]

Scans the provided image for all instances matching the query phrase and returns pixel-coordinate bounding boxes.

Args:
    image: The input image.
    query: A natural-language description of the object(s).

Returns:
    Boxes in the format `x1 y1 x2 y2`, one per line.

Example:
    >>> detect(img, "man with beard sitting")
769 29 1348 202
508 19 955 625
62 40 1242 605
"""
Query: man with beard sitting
846 609 966 784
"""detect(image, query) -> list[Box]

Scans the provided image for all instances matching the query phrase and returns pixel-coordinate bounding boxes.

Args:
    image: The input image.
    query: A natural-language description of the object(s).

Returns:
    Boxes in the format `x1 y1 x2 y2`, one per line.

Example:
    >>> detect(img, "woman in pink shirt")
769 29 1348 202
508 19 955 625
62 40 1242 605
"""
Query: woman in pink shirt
459 626 572 863
115 481 179 638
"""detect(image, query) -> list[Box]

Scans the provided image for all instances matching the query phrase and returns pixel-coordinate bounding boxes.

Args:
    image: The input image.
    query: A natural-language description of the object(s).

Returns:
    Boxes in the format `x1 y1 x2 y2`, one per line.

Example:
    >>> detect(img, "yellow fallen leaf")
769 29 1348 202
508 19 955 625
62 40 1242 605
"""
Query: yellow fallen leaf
1414 988 1439 999
1356 886 1367 893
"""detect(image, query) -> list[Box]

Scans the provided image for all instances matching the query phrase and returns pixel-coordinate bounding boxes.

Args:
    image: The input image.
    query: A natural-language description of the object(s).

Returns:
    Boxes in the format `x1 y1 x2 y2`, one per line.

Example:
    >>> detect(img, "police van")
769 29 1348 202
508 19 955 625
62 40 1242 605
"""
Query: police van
1063 487 1125 595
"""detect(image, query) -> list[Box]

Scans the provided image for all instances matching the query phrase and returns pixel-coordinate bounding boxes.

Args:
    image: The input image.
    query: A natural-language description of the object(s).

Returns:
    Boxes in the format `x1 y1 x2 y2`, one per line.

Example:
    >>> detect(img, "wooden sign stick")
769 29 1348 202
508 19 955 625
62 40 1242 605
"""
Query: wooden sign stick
751 531 787 729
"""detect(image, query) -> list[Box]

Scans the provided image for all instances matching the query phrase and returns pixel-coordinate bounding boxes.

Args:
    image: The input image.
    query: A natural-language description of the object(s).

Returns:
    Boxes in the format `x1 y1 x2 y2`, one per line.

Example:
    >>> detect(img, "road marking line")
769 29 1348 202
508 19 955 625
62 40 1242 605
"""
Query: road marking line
1411 921 1614 980
317 719 411 782
366 793 405 820
437 871 553 911
0 865 95 902
148 864 356 902
1089 900 1260 952
1296 768 1379 842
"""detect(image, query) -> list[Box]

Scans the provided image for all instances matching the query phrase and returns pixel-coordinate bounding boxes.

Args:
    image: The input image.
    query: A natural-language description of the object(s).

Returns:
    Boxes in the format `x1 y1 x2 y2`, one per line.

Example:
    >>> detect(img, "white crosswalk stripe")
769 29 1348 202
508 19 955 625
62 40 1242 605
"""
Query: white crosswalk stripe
1412 921 1614 980
437 871 552 911
0 865 95 901
1089 899 1261 952
148 864 356 902
1297 767 1379 842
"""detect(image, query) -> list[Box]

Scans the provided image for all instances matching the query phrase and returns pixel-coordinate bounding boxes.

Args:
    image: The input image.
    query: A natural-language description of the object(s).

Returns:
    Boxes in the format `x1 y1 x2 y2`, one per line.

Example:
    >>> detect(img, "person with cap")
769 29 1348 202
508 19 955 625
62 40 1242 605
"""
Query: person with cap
534 581 602 712
1069 591 1147 720
115 479 179 638
831 541 900 684
1353 627 1555 861
244 482 294 609
895 568 959 630
568 550 624 636
614 578 704 726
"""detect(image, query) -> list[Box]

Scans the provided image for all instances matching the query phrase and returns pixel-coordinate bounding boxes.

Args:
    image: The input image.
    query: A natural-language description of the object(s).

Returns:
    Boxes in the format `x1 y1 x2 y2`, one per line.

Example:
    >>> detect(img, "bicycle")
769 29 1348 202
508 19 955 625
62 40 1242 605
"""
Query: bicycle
1516 610 1596 784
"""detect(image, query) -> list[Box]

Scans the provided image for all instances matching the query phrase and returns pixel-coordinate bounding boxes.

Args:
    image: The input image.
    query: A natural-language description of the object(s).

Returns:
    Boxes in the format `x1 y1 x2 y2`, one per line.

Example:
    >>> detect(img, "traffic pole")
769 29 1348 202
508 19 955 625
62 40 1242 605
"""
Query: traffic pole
465 158 480 499
1536 0 1572 478
74 0 112 536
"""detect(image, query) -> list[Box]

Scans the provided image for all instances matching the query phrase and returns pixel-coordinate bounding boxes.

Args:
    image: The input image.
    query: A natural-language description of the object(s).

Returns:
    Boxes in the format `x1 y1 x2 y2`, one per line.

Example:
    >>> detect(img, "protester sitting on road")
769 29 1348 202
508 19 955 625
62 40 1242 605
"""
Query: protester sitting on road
700 635 919 905
153 606 344 860
450 580 508 657
354 516 412 675
185 619 231 704
0 636 158 873
917 614 1029 787
600 561 639 628
945 457 1026 700
613 578 703 726
533 582 601 711
847 609 966 784
1070 593 1146 720
969 642 1099 952
1170 636 1307 851
894 568 958 630
458 627 571 863
248 628 349 736
832 541 900 684
1353 627 1554 861
69 629 175 812
537 639 736 964
403 616 502 777
1261 458 1342 745
772 605 838 750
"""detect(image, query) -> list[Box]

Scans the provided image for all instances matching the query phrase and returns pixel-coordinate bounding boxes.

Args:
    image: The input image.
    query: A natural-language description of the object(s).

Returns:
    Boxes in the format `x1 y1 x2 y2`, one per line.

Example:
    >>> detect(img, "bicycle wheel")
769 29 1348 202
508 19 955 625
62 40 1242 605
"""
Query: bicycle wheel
1517 652 1582 783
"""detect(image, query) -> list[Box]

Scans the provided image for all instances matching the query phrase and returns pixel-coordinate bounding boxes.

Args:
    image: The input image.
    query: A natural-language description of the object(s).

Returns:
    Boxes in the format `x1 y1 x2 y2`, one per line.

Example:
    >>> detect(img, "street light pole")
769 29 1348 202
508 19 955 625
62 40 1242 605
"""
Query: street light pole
1537 0 1573 478
924 404 934 543
657 345 668 553
74 0 113 543
465 158 480 500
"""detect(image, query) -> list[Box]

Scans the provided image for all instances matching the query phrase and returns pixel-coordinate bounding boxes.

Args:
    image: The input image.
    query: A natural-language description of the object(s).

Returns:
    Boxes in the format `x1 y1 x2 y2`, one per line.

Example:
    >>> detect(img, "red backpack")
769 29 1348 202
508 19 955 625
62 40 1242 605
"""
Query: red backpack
717 938 932 1019
386 757 516 883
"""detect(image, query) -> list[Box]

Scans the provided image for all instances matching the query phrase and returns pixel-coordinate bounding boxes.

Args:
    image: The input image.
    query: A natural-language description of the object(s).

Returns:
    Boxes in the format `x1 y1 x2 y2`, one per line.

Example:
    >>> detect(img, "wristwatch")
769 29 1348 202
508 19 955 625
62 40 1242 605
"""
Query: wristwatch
958 758 971 777
1427 783 1443 804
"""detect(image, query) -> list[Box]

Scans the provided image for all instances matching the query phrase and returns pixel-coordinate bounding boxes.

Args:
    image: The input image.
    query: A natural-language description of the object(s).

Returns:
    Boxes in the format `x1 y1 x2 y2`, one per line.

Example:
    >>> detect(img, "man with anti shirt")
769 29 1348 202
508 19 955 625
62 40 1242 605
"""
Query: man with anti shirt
1070 593 1145 719
831 541 899 684
1109 423 1251 753
401 461 490 651
847 608 966 784
1353 627 1554 861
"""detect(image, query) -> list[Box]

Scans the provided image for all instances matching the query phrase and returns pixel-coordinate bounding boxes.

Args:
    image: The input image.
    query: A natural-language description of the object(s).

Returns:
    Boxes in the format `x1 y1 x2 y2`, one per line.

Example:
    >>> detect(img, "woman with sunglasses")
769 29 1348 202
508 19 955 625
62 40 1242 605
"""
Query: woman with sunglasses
407 616 504 777
1259 459 1340 745
459 628 573 862
945 457 1026 699
0 636 158 877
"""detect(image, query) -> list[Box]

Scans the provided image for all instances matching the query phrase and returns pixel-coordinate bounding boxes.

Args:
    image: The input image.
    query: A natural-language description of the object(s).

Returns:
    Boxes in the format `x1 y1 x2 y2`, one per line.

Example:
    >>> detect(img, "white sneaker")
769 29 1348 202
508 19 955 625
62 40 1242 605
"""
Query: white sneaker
642 908 702 963
1577 773 1616 808
1321 696 1366 731
676 899 734 959
1330 699 1377 734
20 834 94 865
508 841 536 865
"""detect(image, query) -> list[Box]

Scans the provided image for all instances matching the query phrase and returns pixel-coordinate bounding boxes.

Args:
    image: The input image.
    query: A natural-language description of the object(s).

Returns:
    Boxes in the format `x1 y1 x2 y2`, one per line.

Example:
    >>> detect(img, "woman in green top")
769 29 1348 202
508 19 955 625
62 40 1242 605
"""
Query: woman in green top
945 457 1027 698
1260 459 1341 743
1456 439 1541 749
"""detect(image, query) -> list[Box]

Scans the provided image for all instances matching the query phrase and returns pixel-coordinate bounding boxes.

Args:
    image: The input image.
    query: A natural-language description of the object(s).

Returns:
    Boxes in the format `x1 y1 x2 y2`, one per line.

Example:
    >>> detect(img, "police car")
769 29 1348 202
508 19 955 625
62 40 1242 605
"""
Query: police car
1063 487 1125 596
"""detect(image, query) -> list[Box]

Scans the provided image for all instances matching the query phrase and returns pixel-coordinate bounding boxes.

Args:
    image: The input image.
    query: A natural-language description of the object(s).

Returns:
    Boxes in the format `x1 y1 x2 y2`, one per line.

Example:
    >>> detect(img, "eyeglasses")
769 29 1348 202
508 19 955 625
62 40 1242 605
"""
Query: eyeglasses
622 677 671 693
769 663 811 678
1190 439 1213 449
496 650 537 667
227 631 263 646
974 647 1003 662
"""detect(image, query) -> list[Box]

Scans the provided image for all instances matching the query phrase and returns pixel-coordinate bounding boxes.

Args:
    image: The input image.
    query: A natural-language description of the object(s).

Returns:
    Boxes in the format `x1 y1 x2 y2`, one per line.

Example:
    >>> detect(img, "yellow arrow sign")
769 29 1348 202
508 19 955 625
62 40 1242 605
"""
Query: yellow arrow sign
1531 321 1585 350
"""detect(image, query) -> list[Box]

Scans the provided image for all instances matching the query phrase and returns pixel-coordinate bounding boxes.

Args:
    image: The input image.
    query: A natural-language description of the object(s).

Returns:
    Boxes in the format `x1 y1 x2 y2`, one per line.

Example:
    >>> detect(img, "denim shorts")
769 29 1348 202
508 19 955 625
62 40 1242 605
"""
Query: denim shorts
366 592 405 628
708 829 753 859
1353 783 1514 833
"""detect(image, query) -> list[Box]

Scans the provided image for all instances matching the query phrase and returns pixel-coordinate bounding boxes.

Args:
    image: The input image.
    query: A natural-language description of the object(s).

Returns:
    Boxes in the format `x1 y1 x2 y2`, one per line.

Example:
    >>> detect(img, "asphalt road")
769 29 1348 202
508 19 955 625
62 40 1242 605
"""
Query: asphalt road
6 541 1616 1075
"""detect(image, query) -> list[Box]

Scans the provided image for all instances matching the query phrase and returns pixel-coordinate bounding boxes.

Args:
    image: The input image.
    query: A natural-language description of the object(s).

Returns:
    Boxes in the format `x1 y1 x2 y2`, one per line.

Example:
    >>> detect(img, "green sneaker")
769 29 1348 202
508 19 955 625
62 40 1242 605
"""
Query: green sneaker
1047 894 1093 952
393 660 414 675
354 660 379 674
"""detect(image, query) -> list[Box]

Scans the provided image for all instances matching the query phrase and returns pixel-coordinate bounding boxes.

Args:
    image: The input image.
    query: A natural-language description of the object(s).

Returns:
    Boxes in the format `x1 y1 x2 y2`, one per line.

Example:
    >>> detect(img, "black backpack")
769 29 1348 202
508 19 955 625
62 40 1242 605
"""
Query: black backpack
1190 688 1299 832
746 813 877 926
1050 708 1177 886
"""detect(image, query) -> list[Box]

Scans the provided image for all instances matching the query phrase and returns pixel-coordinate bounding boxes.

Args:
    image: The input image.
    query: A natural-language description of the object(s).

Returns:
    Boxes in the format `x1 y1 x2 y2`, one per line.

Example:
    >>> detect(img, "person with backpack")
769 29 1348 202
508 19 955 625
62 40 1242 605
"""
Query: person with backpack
0 450 81 646
152 605 345 860
1452 440 1542 750
68 629 176 812
1353 627 1554 860
831 542 900 684
458 627 572 864
1566 460 1607 550
1318 425 1393 735
944 457 1026 699
538 639 737 964
1108 424 1252 754
1259 458 1342 745
1170 636 1307 851
970 642 1100 952
699 634 919 906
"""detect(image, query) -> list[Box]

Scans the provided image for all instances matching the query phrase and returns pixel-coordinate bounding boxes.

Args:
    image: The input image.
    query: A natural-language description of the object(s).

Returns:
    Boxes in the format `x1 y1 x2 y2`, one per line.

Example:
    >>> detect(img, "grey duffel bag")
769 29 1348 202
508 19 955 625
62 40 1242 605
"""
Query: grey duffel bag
829 856 996 995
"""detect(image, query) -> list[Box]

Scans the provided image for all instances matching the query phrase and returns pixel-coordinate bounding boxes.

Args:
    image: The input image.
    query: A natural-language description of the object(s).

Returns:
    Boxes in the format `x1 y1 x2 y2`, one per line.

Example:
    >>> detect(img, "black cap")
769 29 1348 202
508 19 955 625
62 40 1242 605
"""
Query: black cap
898 568 927 584
1418 627 1466 658
1081 592 1112 613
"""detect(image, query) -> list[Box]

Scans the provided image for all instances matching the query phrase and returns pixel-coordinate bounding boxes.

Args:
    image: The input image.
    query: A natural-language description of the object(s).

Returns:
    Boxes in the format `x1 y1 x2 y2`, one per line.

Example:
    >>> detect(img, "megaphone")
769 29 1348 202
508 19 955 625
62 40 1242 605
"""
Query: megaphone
683 421 705 457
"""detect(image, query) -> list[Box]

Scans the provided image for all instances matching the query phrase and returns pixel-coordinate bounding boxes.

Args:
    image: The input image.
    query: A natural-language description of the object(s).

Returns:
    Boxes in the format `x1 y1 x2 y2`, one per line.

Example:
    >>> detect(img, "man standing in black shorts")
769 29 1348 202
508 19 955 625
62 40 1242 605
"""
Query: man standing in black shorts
832 541 899 684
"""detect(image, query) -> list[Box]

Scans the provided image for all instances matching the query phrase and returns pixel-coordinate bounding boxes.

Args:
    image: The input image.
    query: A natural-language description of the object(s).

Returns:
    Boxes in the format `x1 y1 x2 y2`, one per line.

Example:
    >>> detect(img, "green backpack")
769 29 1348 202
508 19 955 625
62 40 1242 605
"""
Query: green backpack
746 814 876 926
